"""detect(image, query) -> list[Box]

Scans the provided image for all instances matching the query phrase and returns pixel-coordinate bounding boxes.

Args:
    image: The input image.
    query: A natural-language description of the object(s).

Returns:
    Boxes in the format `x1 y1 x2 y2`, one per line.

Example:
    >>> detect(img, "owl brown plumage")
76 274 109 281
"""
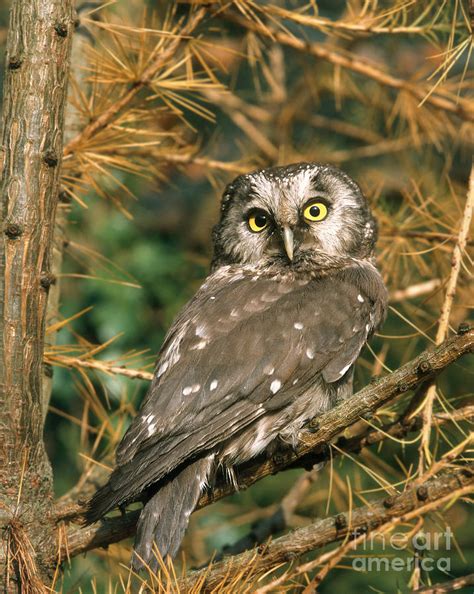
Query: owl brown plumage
85 162 387 569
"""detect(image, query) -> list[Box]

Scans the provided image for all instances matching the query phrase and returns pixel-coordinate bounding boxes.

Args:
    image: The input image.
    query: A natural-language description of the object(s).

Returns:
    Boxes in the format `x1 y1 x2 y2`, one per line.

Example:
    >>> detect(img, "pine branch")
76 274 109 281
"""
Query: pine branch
411 573 474 594
419 165 474 468
58 328 473 560
256 3 453 37
183 465 473 591
198 403 474 561
47 353 154 381
112 147 252 174
381 230 474 246
221 12 474 122
155 152 251 174
53 399 473 527
390 279 442 303
63 8 206 158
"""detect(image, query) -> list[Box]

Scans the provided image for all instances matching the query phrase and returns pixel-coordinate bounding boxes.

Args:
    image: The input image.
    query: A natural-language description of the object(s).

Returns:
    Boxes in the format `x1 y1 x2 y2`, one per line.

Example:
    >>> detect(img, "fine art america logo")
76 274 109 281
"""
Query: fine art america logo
351 528 453 573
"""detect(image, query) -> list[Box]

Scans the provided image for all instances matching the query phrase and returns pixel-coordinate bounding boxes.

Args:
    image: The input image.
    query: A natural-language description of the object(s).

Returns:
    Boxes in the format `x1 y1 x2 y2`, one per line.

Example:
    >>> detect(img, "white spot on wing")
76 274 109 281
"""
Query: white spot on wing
147 423 156 436
195 325 208 338
191 340 207 350
357 294 364 303
156 361 168 378
192 383 201 393
339 363 351 377
229 272 245 283
248 421 270 456
306 348 315 360
264 365 274 375
183 386 193 396
294 322 303 330
270 379 282 393
158 322 187 376
210 379 218 391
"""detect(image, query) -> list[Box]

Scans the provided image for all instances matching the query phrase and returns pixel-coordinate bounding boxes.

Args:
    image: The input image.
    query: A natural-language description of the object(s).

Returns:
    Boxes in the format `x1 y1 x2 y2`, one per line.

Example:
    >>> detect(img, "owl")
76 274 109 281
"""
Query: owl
86 162 387 569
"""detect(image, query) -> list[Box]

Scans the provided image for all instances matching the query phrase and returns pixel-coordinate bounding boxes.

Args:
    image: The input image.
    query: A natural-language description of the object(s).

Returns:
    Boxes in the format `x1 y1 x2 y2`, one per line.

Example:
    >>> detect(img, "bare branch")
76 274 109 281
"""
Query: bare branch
390 279 442 303
183 465 473 591
150 152 250 174
112 146 252 175
215 467 320 560
54 398 473 528
411 573 474 594
46 353 154 381
381 231 474 246
60 329 473 560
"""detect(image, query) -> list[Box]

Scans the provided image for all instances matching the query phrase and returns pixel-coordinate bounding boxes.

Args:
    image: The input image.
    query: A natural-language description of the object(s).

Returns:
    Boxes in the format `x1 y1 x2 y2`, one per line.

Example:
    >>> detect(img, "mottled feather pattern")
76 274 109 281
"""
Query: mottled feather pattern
90 263 385 512
85 162 388 569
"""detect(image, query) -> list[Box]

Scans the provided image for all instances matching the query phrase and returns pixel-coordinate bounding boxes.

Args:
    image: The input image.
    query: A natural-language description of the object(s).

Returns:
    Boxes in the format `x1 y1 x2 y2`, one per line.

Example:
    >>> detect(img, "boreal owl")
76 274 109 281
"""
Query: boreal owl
86 162 387 569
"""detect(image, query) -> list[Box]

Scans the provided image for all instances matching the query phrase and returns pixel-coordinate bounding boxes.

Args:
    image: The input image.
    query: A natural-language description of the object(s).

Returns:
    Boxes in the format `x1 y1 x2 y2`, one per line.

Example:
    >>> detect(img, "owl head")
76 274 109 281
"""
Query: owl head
211 162 377 269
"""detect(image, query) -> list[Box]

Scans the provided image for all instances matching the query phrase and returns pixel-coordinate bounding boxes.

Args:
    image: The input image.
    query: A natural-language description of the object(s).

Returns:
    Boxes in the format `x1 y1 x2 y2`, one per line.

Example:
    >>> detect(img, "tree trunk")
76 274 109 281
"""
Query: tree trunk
0 1 74 592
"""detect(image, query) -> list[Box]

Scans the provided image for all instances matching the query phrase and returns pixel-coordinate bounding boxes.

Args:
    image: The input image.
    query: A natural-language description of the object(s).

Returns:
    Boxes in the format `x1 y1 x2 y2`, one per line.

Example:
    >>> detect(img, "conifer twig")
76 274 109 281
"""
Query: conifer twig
221 12 474 122
418 165 474 468
46 353 154 381
411 573 474 594
63 8 206 157
256 4 456 38
53 402 474 527
390 279 442 303
184 466 473 592
59 329 473 560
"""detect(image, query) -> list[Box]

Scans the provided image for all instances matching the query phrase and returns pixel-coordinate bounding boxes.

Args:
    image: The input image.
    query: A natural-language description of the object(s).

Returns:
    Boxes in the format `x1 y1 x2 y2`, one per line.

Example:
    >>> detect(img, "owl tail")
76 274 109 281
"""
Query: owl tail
132 456 213 571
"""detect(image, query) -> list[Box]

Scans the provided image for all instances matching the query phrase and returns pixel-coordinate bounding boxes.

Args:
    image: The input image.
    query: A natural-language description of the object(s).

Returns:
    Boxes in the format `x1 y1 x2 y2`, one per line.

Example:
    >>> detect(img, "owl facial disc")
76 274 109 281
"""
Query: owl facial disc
213 162 378 269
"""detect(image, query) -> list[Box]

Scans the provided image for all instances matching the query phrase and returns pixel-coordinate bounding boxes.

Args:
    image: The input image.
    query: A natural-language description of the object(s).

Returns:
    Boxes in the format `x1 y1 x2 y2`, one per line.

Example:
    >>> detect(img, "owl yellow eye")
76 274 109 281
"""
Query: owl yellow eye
303 201 328 222
247 210 269 233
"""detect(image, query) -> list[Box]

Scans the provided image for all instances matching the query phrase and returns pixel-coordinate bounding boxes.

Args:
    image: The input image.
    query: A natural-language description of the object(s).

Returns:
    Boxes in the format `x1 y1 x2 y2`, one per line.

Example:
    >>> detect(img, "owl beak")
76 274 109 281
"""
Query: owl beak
282 226 294 261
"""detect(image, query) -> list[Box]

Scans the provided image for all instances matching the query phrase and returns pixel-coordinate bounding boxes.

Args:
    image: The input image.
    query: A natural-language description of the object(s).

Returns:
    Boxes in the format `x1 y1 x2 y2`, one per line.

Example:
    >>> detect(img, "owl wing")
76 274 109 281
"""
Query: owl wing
109 264 386 501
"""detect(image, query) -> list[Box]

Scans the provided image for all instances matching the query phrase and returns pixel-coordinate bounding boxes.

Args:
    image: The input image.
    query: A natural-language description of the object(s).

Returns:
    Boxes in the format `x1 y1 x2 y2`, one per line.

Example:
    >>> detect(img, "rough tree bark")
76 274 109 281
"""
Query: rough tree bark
0 1 75 592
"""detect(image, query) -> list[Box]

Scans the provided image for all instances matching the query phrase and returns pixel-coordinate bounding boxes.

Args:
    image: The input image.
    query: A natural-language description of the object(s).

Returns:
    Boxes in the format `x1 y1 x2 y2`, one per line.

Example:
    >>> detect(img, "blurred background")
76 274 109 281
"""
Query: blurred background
1 0 473 591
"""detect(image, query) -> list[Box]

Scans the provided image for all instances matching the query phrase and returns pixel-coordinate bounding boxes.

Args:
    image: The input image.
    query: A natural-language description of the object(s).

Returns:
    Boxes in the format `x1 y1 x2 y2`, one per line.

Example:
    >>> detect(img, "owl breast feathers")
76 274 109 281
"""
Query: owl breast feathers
85 162 388 569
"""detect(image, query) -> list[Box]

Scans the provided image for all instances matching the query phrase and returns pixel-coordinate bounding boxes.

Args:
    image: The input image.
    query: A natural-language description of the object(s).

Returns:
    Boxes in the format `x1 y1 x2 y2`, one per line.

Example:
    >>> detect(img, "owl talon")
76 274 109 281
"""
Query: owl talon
266 436 299 466
305 417 320 433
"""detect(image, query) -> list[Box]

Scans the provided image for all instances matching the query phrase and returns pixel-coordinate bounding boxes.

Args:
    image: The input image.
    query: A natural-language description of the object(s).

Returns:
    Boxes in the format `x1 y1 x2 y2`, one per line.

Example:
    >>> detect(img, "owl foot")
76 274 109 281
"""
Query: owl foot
304 416 321 434
265 436 299 467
